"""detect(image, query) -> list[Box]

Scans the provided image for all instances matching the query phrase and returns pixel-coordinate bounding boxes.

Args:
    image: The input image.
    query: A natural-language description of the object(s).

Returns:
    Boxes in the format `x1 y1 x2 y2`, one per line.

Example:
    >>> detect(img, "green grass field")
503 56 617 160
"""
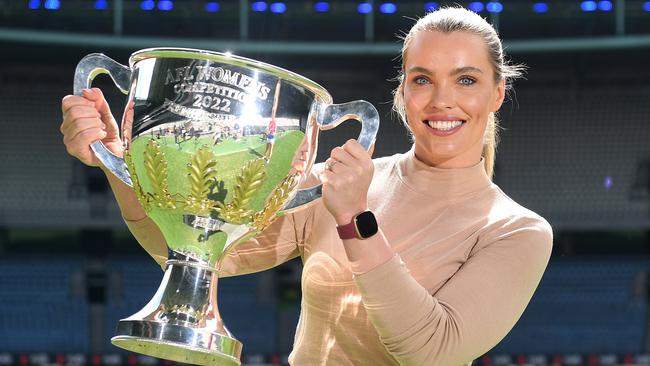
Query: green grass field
128 130 304 263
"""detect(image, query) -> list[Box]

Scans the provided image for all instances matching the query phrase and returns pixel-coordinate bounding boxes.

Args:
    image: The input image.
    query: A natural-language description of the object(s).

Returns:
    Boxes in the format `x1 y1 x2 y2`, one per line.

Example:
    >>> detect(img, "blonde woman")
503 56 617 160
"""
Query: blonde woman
60 7 552 366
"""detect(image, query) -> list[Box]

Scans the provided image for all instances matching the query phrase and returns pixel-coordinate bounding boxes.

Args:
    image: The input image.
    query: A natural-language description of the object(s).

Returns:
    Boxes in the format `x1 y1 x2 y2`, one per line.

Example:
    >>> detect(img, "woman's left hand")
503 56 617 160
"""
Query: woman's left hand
320 139 374 225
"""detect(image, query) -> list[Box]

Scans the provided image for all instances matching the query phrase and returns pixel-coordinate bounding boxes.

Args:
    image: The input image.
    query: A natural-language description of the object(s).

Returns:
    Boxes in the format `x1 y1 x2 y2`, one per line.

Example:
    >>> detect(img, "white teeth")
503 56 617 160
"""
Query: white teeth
426 120 463 130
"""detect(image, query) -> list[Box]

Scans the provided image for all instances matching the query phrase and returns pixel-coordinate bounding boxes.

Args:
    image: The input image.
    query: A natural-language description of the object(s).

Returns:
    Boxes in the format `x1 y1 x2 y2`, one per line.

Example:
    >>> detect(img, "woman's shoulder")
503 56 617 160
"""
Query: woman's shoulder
481 184 553 246
463 186 553 266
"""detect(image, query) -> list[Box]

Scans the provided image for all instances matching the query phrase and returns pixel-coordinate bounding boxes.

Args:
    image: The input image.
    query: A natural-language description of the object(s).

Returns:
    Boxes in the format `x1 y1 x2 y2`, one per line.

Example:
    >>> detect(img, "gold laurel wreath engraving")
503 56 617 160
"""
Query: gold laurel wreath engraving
135 139 290 233
185 146 219 216
251 174 298 232
217 159 267 224
144 140 176 209
124 150 150 212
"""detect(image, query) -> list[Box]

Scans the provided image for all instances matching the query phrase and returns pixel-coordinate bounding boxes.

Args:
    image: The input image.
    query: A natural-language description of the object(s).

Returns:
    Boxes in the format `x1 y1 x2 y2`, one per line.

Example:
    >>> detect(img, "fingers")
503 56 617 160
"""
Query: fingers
82 88 113 118
341 139 369 160
81 88 119 134
65 126 106 153
60 90 110 130
64 124 106 165
61 95 97 131
324 159 338 171
61 104 102 136
63 117 106 146
319 140 373 222
326 139 373 173
321 142 372 185
329 147 353 169
318 167 342 189
61 91 111 166
62 104 101 121
61 94 95 114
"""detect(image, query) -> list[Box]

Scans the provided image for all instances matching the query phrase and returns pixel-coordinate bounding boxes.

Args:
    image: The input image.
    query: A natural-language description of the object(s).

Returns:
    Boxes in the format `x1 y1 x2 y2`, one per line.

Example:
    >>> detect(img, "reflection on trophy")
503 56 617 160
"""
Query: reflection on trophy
73 48 379 366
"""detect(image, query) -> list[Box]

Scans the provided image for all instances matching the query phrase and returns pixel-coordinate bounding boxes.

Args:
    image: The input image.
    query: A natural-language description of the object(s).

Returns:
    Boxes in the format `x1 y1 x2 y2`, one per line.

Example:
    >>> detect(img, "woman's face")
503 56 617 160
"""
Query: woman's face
402 30 505 168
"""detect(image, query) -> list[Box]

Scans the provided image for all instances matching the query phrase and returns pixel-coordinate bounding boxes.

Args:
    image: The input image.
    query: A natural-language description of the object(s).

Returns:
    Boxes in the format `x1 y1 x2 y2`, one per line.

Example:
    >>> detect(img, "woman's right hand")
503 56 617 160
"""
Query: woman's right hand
61 87 167 262
60 87 123 168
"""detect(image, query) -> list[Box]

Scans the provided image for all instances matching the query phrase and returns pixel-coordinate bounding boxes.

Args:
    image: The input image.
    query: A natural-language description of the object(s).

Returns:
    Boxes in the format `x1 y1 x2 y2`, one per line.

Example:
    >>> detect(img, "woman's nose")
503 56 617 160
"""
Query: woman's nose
427 85 454 110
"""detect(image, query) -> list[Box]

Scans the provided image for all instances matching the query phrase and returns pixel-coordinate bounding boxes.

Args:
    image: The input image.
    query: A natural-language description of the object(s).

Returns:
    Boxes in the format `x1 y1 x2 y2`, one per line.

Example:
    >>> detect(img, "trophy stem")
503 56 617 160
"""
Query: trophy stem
111 251 242 366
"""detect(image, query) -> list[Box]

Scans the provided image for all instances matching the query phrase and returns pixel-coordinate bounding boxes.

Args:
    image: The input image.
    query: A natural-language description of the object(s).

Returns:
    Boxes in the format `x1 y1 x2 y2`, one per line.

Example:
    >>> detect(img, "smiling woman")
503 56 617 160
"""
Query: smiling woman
60 6 551 366
402 30 504 171
394 7 525 178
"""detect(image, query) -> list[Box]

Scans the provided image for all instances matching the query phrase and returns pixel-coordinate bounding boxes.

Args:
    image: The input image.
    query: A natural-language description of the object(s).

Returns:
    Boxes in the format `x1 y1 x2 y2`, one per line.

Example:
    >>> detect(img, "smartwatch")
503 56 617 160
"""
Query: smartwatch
336 211 379 240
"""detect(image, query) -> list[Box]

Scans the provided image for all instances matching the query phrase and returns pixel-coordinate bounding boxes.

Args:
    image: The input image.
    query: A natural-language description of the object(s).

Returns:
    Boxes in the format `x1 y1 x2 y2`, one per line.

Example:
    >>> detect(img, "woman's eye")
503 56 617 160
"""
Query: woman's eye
459 76 476 86
413 76 430 85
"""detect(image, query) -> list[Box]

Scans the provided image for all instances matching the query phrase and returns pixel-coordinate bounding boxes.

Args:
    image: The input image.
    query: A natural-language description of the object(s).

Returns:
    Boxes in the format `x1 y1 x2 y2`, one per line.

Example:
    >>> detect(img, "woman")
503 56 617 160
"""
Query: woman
60 7 552 365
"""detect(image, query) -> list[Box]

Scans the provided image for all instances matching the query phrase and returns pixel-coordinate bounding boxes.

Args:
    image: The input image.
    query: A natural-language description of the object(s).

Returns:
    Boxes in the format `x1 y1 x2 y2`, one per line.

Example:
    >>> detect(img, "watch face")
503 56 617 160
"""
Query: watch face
355 211 378 239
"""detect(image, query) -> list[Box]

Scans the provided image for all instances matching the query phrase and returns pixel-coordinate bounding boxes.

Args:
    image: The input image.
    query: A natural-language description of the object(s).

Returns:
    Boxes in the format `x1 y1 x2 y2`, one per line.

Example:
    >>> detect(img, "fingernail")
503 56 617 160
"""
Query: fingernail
82 88 92 95
101 123 106 130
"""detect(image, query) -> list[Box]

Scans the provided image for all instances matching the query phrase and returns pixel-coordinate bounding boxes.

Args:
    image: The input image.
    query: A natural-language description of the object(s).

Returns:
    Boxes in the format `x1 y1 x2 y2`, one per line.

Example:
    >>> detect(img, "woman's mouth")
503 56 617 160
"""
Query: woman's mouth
423 120 465 136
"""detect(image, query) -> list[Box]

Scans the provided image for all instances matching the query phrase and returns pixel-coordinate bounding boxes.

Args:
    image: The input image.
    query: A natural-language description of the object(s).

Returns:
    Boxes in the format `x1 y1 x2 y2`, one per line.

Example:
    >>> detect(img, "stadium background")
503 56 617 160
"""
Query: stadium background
0 1 650 365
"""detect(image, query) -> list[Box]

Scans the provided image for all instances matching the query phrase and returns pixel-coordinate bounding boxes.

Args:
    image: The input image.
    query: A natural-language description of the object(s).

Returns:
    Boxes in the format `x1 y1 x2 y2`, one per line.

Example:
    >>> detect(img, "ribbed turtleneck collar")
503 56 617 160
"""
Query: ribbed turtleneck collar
396 148 493 200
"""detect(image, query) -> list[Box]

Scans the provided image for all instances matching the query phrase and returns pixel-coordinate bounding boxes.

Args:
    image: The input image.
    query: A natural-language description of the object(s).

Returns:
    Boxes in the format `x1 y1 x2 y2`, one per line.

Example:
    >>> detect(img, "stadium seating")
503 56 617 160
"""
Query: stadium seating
496 87 650 229
494 256 648 354
0 257 89 352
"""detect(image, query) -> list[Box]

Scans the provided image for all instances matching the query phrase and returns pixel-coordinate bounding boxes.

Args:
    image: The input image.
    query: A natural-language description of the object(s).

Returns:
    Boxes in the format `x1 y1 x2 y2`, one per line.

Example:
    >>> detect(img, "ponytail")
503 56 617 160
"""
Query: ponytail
482 112 499 180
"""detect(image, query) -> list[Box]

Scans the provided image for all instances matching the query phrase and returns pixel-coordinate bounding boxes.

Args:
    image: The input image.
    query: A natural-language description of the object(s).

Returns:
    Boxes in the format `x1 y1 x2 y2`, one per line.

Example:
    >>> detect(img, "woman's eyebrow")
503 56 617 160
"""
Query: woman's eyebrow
451 66 483 75
406 66 433 75
406 66 483 75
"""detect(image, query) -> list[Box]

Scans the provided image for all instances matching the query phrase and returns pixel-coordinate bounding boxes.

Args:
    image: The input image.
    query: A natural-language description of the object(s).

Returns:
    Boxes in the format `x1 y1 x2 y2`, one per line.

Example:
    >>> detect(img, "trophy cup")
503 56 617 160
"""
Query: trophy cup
73 48 379 366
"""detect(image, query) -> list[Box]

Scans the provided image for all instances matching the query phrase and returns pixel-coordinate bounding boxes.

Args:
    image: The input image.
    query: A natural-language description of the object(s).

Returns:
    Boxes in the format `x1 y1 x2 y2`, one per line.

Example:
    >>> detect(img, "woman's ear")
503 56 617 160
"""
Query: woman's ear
492 79 506 112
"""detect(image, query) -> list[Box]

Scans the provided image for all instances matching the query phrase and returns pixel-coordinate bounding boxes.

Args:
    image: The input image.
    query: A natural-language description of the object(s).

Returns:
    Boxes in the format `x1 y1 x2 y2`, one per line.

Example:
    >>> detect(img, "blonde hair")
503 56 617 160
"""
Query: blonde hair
393 7 525 179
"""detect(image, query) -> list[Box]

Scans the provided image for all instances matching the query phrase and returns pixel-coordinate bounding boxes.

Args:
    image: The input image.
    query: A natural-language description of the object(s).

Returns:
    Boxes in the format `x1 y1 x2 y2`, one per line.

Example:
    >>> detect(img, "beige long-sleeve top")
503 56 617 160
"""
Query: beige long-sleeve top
128 149 553 366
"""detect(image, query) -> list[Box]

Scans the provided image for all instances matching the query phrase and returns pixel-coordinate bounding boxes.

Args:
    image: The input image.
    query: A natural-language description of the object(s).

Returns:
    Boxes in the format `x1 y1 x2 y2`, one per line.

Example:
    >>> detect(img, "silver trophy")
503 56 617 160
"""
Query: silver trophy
73 48 379 366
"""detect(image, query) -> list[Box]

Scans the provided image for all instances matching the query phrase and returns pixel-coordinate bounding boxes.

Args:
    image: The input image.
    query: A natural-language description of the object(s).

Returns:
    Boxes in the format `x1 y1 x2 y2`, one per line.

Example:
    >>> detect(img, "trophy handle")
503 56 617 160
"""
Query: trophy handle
283 100 380 210
73 53 133 187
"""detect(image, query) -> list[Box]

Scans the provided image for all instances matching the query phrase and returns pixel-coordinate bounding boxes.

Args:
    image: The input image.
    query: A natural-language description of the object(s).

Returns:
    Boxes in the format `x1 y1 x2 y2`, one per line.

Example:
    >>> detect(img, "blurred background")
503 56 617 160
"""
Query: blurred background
0 1 649 365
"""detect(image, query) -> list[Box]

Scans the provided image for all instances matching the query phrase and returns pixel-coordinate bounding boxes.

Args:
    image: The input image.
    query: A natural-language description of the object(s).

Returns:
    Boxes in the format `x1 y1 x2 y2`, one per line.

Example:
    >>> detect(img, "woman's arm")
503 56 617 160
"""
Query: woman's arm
216 209 310 277
60 89 168 266
352 217 553 365
98 167 169 268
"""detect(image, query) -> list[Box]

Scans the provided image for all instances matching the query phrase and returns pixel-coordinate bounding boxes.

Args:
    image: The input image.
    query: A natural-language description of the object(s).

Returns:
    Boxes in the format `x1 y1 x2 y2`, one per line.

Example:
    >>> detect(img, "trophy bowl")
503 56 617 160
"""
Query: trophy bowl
73 48 379 366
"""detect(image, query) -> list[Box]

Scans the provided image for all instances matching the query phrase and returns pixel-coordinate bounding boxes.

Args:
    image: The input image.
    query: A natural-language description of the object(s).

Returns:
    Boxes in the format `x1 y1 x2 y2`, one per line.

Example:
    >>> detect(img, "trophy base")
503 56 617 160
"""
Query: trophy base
112 320 242 366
